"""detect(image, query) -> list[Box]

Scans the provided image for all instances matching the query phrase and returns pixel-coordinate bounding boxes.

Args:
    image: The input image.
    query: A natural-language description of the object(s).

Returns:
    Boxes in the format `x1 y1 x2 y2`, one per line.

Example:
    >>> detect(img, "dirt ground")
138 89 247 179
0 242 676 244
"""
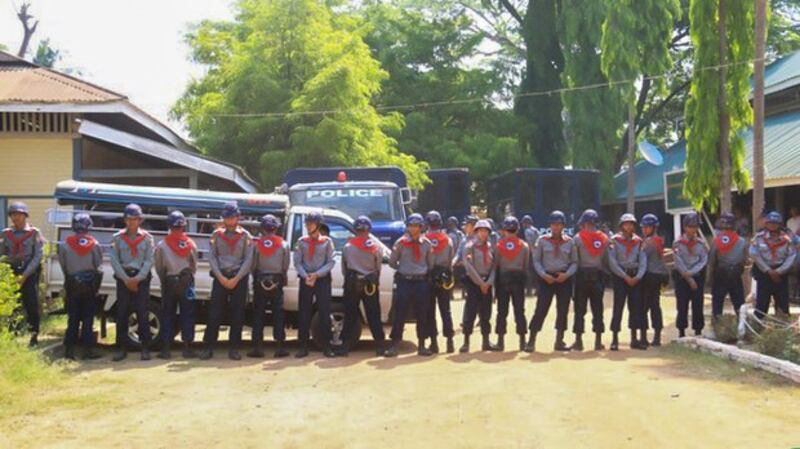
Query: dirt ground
2 291 799 449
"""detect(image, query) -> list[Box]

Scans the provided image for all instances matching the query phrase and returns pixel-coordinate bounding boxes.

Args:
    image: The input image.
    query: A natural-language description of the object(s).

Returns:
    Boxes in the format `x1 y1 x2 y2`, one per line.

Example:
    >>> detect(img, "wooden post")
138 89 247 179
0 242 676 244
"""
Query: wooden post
753 0 767 226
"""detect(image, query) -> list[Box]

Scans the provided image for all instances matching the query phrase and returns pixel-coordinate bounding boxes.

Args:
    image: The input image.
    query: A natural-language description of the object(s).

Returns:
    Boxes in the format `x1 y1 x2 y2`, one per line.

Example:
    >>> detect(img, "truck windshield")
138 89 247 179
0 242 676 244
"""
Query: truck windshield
289 187 403 222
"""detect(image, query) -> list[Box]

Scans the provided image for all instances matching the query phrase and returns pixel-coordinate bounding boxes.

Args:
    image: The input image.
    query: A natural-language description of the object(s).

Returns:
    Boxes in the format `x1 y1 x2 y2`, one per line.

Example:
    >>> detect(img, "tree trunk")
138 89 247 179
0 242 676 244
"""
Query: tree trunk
16 2 38 58
718 0 732 214
627 102 636 214
753 0 767 226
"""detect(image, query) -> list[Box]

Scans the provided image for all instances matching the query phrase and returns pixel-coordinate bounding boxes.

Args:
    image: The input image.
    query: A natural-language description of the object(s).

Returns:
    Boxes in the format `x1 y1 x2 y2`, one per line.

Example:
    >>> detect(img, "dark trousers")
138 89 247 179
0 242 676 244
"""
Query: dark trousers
161 281 195 346
342 286 384 349
298 275 332 346
252 285 286 344
754 270 789 317
674 272 705 332
573 270 605 334
611 275 645 332
427 285 455 338
203 276 248 346
530 277 572 333
641 273 666 330
711 272 744 317
389 278 430 341
64 287 95 347
115 278 151 347
16 270 40 334
463 280 492 336
495 278 527 335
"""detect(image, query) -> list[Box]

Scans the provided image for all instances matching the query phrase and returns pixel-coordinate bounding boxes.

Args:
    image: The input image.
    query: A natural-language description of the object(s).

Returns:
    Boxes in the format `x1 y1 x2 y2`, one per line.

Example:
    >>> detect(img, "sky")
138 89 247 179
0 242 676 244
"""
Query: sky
0 0 235 135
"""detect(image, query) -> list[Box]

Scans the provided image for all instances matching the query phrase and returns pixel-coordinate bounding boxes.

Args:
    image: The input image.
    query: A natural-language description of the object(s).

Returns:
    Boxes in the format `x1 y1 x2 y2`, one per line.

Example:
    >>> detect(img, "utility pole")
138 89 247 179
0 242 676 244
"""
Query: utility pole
626 102 635 214
753 0 767 227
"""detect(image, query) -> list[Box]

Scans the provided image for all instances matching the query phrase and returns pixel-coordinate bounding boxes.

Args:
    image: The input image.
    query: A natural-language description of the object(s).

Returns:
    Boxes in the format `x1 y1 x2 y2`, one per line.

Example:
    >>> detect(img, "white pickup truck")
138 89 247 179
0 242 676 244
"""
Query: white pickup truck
45 181 397 350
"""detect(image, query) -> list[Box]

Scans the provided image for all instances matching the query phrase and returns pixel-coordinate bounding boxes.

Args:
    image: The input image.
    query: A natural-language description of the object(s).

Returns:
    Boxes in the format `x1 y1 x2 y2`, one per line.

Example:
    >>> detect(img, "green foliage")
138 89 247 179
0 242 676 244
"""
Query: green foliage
0 260 21 334
172 0 429 190
32 38 61 68
684 0 754 212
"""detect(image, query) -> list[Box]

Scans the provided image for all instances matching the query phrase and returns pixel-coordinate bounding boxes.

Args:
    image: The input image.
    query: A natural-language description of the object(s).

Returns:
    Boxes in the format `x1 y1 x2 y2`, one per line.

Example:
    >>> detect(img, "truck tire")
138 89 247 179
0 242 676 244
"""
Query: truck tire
124 300 162 350
311 302 361 350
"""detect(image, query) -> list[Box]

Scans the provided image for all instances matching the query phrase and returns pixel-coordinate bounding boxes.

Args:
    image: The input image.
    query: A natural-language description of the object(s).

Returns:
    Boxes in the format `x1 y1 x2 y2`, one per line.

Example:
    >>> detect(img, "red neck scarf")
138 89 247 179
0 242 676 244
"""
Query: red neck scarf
302 235 327 258
256 235 283 257
4 228 35 258
349 236 379 254
66 233 96 257
426 231 449 254
216 228 244 253
545 234 567 257
714 231 739 255
121 231 146 258
399 235 422 261
475 241 491 264
762 233 789 264
165 231 194 258
578 230 608 258
497 236 524 260
648 235 665 257
678 236 700 256
614 234 641 256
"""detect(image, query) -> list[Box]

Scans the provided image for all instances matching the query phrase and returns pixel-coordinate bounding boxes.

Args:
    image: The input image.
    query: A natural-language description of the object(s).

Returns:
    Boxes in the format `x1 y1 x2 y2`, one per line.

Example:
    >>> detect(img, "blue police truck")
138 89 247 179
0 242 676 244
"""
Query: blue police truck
487 168 600 231
282 167 412 245
416 168 472 222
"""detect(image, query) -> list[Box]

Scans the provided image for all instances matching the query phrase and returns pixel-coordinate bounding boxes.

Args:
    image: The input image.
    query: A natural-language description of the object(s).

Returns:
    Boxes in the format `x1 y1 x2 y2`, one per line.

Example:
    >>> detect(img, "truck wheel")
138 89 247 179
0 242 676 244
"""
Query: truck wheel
311 302 361 350
125 300 161 350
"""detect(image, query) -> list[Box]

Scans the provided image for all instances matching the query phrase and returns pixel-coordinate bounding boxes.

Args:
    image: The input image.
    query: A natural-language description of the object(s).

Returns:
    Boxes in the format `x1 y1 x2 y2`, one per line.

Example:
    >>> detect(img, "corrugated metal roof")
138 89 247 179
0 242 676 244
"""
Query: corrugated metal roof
762 50 800 96
613 109 800 202
0 66 123 103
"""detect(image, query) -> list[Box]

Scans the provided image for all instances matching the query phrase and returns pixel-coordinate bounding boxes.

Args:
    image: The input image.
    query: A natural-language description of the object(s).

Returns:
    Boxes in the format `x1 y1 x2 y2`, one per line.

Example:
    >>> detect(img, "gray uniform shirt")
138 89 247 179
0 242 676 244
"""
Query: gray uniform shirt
252 235 291 275
154 236 198 280
707 231 748 274
209 227 253 281
608 234 647 280
532 234 577 278
447 229 464 254
293 235 335 279
642 235 669 275
463 240 496 287
453 234 473 268
750 230 797 275
0 225 44 278
110 229 155 282
342 237 382 277
523 226 540 249
426 231 455 269
574 230 609 270
673 235 708 277
57 234 103 276
495 237 530 273
389 234 434 276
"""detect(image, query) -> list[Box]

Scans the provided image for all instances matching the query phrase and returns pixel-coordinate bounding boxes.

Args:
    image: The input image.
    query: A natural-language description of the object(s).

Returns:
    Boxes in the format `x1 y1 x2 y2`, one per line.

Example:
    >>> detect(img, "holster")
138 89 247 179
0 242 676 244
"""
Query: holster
166 268 194 296
430 266 455 290
255 273 284 296
67 270 102 299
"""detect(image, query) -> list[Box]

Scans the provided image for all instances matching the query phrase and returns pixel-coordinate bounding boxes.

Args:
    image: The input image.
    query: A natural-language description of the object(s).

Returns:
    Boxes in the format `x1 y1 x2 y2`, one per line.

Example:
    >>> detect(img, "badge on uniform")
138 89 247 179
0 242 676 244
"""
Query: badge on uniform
593 240 603 249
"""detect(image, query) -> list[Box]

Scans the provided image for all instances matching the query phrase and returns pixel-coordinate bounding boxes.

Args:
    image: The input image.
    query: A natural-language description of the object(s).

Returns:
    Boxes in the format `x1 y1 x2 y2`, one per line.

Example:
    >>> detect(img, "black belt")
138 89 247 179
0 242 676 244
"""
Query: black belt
8 258 29 275
124 268 140 277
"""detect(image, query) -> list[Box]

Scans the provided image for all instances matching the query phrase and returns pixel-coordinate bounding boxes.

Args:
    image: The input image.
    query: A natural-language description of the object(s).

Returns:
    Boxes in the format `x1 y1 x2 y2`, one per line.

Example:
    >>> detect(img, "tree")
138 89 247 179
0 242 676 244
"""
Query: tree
684 0 754 213
32 39 61 68
172 0 429 190
15 1 38 58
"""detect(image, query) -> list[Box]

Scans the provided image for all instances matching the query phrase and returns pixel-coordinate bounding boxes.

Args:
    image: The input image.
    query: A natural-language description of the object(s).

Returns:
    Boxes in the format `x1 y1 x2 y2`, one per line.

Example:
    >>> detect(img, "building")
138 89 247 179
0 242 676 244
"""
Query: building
0 50 259 229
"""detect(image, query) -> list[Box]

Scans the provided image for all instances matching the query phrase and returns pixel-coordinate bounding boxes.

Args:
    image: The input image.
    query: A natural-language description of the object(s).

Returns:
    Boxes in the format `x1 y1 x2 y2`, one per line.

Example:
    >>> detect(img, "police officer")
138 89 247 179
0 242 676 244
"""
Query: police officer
110 203 155 361
494 216 529 352
571 209 609 351
486 218 500 247
707 212 749 321
446 216 464 253
340 216 385 357
529 211 577 352
640 214 668 347
57 213 103 360
673 212 709 337
460 219 500 353
424 211 456 354
386 213 434 357
250 214 290 358
521 215 539 296
1 202 44 347
154 211 198 360
293 211 336 358
201 202 254 360
750 211 797 318
454 215 479 300
608 213 647 351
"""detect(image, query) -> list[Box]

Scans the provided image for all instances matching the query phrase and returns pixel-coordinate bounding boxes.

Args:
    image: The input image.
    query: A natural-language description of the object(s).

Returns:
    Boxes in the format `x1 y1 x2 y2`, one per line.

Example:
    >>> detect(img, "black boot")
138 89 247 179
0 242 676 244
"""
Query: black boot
482 335 500 352
417 339 432 356
323 346 336 358
383 341 399 357
694 329 702 336
229 349 242 361
459 335 470 353
182 342 197 359
554 330 570 351
158 345 172 360
594 332 605 350
429 337 440 354
496 334 505 351
571 334 584 352
375 342 386 357
140 348 151 361
112 349 128 362
610 332 619 351
678 329 686 338
446 337 455 354
64 345 76 360
651 329 662 347
199 349 213 360
28 333 38 348
639 330 649 349
295 342 309 358
630 331 640 350
524 332 536 353
82 347 102 360
247 342 265 358
519 334 526 352
274 341 290 358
